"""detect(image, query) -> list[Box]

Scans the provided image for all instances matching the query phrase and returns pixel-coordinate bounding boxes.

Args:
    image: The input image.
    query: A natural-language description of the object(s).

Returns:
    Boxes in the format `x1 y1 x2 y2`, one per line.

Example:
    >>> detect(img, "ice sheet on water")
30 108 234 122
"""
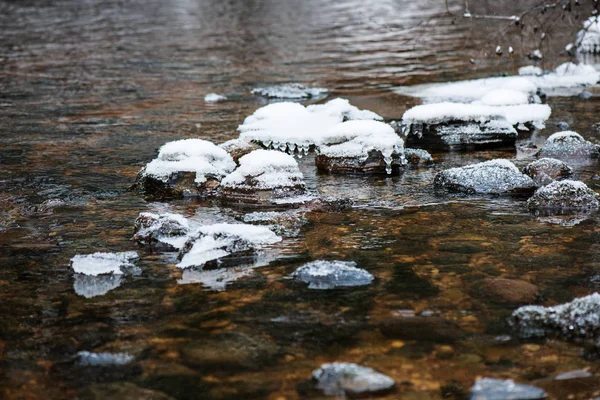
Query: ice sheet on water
575 16 600 54
140 139 236 184
312 362 395 396
70 251 139 276
251 83 328 99
469 378 547 400
291 260 374 289
73 274 123 298
221 150 305 190
238 98 382 151
204 93 227 102
76 351 134 366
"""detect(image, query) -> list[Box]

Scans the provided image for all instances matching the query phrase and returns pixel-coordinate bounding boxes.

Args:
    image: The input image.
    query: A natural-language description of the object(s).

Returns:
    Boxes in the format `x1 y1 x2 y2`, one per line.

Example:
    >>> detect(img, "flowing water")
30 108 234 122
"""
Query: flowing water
2 0 600 399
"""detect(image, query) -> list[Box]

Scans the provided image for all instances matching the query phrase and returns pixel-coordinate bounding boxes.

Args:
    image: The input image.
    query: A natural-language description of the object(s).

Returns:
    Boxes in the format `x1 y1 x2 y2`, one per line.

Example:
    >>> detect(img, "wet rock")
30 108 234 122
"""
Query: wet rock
180 332 279 370
315 120 405 175
434 159 536 194
404 148 434 166
133 212 190 251
580 90 593 100
220 150 307 204
556 121 569 130
219 139 261 164
510 292 600 342
135 139 236 199
251 83 328 100
303 196 353 212
311 362 395 396
536 131 600 159
291 260 374 289
526 180 599 213
76 351 134 366
472 278 539 305
469 378 547 400
80 383 174 400
523 158 573 186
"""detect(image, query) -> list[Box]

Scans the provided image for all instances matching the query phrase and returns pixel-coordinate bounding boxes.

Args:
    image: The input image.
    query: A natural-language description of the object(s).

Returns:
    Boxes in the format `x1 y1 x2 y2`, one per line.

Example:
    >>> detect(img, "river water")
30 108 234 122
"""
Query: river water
2 0 600 399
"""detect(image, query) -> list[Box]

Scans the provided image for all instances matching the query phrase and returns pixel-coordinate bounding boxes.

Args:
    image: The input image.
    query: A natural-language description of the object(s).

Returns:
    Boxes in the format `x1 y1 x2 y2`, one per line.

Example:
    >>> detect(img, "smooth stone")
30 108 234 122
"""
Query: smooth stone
527 180 599 213
312 362 395 396
471 278 539 305
469 378 547 400
522 158 573 186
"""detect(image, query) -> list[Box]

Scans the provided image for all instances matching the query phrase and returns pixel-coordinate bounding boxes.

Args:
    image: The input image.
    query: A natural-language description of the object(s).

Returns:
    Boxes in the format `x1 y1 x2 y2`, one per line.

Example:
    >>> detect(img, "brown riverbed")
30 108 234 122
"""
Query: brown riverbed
2 1 600 399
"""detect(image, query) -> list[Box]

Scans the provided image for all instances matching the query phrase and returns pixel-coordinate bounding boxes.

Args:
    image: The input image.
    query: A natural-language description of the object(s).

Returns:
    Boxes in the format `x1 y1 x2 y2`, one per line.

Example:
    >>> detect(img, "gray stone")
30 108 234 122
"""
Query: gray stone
526 180 599 212
291 260 374 289
469 378 547 400
523 158 572 186
312 362 395 396
537 131 600 159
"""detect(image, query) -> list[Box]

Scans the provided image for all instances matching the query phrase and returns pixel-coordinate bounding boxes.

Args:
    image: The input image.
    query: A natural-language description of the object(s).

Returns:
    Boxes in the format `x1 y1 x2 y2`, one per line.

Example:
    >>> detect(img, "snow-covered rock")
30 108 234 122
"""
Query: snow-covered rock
220 150 307 204
242 210 308 237
204 93 227 103
404 148 434 166
238 98 381 153
536 131 600 159
219 138 261 163
434 159 536 194
312 363 395 396
523 158 573 186
136 139 236 199
527 180 599 212
519 65 544 76
291 260 374 289
469 378 547 400
511 292 600 342
70 252 139 276
251 83 328 100
133 212 191 251
575 16 600 54
315 120 405 174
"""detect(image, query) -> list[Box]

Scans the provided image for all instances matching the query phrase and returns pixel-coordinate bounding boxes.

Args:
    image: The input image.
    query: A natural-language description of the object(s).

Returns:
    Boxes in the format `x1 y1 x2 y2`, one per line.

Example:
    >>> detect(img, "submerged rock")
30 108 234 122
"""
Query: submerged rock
70 251 139 276
136 139 236 199
219 139 261 164
471 278 539 305
536 131 600 159
220 150 307 204
312 362 395 396
469 378 547 400
251 83 328 100
291 260 374 289
315 120 405 174
526 180 599 213
404 148 434 166
523 158 573 186
510 292 600 342
133 212 190 251
76 351 134 367
434 159 536 194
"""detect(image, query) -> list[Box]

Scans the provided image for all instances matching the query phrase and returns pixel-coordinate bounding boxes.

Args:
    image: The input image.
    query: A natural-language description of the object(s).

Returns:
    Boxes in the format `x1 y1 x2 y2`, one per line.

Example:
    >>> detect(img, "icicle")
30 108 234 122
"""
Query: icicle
383 155 393 175
264 140 272 149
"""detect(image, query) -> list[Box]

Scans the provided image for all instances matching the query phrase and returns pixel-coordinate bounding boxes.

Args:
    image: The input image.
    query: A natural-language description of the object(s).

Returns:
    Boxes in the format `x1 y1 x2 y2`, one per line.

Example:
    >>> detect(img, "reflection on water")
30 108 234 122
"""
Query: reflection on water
2 0 600 399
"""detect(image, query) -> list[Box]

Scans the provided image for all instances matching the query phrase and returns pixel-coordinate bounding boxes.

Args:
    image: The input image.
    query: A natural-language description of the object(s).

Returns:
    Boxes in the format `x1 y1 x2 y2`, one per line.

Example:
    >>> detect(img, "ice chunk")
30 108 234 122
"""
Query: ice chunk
469 378 547 400
204 93 227 103
238 98 382 151
178 265 256 291
177 223 281 269
221 150 305 190
312 362 395 396
519 65 544 76
73 274 124 298
434 159 536 194
133 212 191 251
76 351 134 366
527 180 599 212
291 260 374 289
70 252 139 276
537 130 600 159
251 83 328 100
575 16 600 54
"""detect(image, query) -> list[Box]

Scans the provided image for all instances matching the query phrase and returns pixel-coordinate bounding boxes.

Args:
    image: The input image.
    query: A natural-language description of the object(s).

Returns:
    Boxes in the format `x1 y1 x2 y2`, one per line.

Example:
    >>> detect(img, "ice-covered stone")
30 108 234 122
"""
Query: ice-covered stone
510 292 600 342
238 98 381 152
73 274 124 298
204 93 227 102
70 252 139 276
575 16 600 54
315 120 405 174
251 83 328 100
434 159 536 194
219 139 261 163
220 150 307 203
133 212 190 251
242 210 308 237
177 223 281 269
292 260 374 289
404 148 434 166
523 158 573 186
469 378 547 400
312 362 395 396
527 180 599 212
536 131 600 159
76 351 134 366
136 139 236 198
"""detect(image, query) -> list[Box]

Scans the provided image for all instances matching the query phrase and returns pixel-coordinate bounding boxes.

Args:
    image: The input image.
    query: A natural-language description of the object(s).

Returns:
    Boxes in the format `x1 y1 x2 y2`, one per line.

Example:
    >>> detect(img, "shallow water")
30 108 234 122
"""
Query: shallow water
2 0 600 399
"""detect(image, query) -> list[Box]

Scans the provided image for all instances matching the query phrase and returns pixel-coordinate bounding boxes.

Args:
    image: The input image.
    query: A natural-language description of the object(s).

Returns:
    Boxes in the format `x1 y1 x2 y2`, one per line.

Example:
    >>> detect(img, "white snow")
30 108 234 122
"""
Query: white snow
204 93 227 103
576 16 600 53
237 98 382 151
221 150 304 190
140 139 236 184
70 251 139 276
519 65 544 76
479 89 529 106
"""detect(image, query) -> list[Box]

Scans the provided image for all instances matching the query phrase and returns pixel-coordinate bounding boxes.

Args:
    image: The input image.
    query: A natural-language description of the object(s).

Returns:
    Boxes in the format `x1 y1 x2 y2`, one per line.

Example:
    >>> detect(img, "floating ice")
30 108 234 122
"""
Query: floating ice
511 292 600 342
312 362 395 396
178 265 256 291
70 252 139 276
469 378 547 400
76 351 134 366
575 16 600 54
204 93 227 103
527 180 599 212
523 158 573 186
133 212 191 251
73 274 124 298
177 223 281 269
292 260 374 289
536 131 600 159
238 98 382 151
139 139 236 184
251 83 328 100
434 159 536 194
